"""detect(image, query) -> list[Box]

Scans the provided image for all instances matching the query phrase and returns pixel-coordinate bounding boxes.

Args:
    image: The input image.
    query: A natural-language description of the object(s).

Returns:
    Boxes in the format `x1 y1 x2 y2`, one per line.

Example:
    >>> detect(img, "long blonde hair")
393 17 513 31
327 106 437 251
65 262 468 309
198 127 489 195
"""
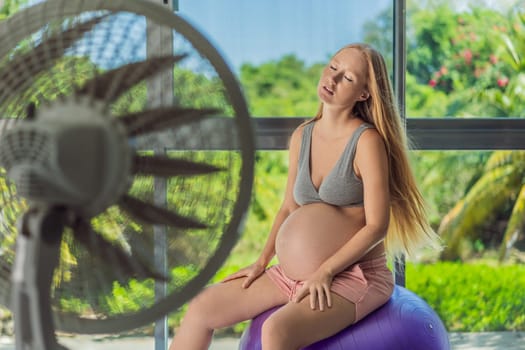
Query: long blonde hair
310 43 441 260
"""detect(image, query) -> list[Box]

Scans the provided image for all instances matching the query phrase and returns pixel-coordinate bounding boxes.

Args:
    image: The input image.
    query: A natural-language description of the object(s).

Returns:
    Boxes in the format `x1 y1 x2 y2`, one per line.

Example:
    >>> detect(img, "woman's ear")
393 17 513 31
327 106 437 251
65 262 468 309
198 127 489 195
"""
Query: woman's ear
359 91 370 101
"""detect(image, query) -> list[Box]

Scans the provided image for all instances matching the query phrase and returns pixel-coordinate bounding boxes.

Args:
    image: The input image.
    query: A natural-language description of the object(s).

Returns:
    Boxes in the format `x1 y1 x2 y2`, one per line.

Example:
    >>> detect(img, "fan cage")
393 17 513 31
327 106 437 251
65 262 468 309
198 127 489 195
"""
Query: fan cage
0 0 254 334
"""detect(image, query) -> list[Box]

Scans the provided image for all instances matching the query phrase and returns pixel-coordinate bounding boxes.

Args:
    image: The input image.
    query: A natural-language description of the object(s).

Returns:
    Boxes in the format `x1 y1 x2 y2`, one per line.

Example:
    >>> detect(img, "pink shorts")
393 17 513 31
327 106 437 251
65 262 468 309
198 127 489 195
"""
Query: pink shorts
265 255 394 322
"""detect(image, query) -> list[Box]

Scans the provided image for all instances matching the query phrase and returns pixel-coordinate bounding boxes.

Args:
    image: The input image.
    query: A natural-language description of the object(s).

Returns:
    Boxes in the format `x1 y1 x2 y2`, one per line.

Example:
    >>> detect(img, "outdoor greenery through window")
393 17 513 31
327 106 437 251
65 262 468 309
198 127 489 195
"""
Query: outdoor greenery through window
405 1 525 118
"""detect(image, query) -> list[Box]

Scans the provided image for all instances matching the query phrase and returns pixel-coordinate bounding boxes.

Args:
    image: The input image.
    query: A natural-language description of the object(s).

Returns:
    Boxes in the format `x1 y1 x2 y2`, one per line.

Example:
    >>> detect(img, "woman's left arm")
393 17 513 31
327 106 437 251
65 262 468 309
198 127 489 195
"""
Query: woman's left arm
293 129 390 309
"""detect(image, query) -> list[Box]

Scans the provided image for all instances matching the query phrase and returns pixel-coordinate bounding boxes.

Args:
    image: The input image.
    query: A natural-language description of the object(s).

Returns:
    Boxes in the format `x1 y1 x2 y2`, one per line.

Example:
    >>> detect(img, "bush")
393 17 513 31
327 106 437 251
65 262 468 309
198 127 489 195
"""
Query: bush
406 261 525 331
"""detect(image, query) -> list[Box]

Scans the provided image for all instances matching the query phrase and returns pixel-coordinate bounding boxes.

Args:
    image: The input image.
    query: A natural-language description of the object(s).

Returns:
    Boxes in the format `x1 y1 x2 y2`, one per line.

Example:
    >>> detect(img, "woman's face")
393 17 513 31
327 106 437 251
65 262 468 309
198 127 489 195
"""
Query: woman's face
317 47 370 109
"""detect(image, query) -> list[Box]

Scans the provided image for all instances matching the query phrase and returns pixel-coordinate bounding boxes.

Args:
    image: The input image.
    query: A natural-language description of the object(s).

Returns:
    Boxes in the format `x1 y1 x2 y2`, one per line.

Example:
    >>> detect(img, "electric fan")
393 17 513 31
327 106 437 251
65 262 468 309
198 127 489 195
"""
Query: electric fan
0 0 254 349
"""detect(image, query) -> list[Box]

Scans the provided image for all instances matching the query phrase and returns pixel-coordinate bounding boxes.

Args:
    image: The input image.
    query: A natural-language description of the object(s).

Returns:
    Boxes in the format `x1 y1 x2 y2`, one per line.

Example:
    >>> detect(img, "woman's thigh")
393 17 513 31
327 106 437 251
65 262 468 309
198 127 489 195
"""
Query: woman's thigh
262 292 357 348
186 272 289 329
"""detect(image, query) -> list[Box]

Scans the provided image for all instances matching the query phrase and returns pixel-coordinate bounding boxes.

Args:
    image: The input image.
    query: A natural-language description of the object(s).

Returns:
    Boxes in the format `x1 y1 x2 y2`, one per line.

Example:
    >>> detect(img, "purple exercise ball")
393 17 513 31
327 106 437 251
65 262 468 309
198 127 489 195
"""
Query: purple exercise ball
239 285 450 350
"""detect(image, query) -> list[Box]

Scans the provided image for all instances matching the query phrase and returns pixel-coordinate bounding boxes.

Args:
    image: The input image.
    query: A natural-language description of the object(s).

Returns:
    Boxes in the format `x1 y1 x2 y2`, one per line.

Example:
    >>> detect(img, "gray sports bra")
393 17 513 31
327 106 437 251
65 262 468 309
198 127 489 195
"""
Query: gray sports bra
293 122 374 207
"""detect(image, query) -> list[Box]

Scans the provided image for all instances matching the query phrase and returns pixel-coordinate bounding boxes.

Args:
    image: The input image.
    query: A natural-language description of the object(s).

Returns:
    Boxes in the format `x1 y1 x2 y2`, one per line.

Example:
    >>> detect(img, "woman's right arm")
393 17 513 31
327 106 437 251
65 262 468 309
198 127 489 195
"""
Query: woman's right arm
222 125 303 287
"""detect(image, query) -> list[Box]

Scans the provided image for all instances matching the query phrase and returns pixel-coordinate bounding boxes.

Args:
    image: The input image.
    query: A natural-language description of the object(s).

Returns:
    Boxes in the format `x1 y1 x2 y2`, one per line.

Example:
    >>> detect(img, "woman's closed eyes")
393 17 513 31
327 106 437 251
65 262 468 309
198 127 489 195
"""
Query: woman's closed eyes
329 65 354 82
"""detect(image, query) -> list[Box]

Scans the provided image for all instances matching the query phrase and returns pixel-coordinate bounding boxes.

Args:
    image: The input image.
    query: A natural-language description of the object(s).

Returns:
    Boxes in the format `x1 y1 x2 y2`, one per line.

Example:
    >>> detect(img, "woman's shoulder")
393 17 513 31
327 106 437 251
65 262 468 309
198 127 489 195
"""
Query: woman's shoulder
358 123 381 140
356 124 386 153
289 124 304 151
291 119 313 141
288 119 313 151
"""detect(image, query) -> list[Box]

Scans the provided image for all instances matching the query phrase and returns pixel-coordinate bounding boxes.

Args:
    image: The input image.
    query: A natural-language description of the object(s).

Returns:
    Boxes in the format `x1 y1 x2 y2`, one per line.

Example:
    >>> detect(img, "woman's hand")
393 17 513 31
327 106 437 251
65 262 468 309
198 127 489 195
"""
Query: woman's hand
293 268 334 311
221 262 266 289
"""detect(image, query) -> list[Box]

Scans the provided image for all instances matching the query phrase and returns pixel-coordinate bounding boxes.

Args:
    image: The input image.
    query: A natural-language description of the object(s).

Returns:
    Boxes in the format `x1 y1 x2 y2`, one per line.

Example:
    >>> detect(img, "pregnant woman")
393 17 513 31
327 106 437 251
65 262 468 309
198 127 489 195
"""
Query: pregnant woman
169 43 441 350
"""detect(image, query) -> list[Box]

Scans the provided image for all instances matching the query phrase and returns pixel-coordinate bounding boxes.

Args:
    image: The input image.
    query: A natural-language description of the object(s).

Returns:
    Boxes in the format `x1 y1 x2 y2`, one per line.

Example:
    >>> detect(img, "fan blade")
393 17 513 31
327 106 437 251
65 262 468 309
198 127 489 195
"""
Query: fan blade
76 54 186 102
72 218 168 282
119 194 207 229
133 154 222 177
0 15 106 98
121 106 219 137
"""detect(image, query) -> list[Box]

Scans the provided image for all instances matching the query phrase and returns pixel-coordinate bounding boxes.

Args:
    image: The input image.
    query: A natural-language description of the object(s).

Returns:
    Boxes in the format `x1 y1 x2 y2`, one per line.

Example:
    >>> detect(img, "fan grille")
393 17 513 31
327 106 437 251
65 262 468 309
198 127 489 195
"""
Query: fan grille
0 0 254 334
0 129 51 169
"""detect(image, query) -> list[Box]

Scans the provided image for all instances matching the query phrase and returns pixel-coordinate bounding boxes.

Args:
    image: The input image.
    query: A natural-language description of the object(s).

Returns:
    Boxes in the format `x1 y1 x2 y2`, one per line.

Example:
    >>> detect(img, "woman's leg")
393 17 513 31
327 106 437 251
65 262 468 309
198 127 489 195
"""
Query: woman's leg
261 292 357 350
169 272 288 350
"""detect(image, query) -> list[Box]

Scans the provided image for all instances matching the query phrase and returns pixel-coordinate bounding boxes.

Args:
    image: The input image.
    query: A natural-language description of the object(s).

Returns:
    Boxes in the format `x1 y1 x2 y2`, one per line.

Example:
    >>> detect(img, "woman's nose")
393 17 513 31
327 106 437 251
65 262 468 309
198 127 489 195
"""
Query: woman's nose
328 71 342 84
327 72 338 84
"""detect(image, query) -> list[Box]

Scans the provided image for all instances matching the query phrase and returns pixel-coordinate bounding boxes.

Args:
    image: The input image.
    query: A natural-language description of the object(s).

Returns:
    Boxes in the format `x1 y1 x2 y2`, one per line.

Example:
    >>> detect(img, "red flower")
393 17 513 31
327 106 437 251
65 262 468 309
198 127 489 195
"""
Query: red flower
497 77 509 87
489 54 498 65
429 79 437 87
463 49 473 65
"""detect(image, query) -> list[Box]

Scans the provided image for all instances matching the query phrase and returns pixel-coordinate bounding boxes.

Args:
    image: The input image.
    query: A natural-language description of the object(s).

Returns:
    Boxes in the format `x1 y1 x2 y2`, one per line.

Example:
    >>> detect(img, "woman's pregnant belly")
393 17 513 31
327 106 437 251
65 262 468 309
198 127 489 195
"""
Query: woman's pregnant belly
275 203 364 281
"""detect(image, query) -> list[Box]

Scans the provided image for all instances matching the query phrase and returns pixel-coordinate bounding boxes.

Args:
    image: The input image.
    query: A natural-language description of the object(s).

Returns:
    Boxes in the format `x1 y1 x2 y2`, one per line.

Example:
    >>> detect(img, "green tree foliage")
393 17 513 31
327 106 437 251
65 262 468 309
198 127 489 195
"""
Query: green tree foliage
407 4 459 89
240 55 322 117
473 11 525 116
405 73 449 117
362 5 393 70
406 4 515 116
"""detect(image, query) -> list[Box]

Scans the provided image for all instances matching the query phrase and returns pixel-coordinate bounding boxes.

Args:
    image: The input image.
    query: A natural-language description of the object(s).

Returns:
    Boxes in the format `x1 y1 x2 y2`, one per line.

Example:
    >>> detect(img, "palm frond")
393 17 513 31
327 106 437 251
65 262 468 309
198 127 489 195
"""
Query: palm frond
439 164 522 260
499 184 525 261
500 34 521 71
485 150 525 172
498 12 525 72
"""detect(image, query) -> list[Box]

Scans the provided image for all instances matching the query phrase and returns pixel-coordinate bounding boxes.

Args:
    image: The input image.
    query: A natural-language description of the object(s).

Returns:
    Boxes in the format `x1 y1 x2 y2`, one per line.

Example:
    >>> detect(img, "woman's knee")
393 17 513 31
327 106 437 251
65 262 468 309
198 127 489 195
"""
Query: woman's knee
261 313 303 350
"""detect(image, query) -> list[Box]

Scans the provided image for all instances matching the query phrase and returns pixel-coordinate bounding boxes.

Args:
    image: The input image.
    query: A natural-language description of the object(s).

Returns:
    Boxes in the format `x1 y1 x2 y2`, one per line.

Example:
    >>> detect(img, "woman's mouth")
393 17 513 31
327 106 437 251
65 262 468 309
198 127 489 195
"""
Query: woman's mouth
323 86 334 95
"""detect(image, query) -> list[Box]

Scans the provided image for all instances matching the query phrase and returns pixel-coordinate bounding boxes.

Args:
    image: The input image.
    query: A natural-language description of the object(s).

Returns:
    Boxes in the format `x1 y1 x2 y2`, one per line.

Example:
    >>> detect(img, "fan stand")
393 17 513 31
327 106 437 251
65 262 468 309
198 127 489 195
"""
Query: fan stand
12 206 69 350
